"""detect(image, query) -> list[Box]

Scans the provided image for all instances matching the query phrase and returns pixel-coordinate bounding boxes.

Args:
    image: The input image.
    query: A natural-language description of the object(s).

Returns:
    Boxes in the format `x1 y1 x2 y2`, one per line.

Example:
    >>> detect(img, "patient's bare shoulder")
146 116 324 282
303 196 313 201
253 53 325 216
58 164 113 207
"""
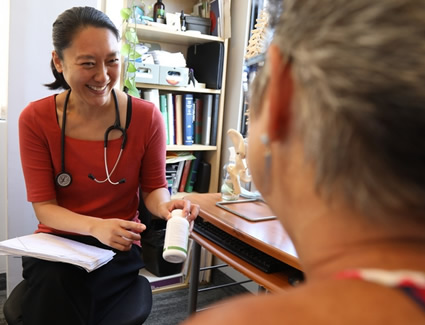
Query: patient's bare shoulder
181 279 425 325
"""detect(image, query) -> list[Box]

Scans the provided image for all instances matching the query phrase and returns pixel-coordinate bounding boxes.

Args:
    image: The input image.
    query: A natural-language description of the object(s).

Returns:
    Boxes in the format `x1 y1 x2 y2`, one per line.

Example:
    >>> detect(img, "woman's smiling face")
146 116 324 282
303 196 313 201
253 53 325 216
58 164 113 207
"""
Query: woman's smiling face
53 26 121 108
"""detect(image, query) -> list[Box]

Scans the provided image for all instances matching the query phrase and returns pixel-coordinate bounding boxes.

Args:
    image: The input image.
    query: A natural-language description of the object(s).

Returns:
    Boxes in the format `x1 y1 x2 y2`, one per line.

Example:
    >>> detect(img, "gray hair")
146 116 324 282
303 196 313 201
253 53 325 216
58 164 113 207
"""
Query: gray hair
255 0 425 220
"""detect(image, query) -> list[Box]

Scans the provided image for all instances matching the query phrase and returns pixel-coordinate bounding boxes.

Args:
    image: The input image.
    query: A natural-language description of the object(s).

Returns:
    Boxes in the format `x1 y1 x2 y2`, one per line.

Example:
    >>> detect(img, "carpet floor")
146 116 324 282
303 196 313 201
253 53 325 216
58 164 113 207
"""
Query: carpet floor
0 270 248 325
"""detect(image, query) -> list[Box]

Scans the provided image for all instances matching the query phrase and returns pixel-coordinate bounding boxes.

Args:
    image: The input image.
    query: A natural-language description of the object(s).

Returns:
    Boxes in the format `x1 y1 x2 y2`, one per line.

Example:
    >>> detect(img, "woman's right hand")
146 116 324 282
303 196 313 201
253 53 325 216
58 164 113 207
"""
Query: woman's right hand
33 200 145 251
90 218 146 251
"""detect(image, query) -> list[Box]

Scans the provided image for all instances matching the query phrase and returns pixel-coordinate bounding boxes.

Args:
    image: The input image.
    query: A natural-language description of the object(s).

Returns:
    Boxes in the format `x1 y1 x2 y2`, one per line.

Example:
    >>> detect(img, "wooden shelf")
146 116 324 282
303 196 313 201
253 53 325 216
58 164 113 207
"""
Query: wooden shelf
139 268 189 293
132 23 225 46
166 144 217 151
135 83 221 94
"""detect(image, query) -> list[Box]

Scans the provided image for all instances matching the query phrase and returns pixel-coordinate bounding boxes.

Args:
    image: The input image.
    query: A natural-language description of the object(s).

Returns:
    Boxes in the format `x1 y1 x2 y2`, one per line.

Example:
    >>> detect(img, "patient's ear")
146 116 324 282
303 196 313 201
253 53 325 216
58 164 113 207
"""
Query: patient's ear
267 44 293 142
52 51 63 73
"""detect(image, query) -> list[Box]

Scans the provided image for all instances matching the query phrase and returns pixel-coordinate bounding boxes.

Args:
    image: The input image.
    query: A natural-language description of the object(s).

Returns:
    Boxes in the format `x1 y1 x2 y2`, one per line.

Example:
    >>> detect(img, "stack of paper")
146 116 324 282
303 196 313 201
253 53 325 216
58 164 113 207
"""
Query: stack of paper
150 50 186 67
0 233 115 272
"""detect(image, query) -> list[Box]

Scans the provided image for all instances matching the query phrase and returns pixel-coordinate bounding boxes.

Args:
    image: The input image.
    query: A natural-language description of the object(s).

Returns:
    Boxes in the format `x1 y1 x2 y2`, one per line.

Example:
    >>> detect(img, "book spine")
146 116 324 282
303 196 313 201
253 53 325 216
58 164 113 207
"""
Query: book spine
182 94 194 145
172 160 185 194
167 93 175 145
210 0 220 37
165 170 176 195
201 94 213 146
210 94 220 146
143 89 160 111
175 94 183 145
194 97 203 144
178 159 192 192
184 151 202 193
160 94 169 145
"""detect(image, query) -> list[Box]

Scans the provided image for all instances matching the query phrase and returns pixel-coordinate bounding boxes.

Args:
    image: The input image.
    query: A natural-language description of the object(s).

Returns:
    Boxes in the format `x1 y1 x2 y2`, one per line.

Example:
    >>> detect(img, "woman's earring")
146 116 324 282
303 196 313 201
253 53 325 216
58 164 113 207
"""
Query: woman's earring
260 134 272 186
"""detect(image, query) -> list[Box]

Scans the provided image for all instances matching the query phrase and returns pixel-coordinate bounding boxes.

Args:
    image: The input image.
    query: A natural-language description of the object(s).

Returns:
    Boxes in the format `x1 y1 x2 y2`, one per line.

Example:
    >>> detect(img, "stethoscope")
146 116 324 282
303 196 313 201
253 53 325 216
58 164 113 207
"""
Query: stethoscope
55 89 127 187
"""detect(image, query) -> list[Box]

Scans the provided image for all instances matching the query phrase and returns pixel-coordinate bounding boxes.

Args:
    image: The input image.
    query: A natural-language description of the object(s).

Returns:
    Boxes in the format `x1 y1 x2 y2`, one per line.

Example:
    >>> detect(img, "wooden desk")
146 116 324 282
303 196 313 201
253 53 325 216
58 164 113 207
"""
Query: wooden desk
186 193 301 314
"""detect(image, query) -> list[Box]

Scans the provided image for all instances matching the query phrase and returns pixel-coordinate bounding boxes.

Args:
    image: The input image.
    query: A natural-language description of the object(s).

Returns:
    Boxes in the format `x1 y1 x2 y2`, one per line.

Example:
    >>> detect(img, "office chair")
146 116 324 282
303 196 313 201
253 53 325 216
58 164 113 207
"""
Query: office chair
3 275 152 325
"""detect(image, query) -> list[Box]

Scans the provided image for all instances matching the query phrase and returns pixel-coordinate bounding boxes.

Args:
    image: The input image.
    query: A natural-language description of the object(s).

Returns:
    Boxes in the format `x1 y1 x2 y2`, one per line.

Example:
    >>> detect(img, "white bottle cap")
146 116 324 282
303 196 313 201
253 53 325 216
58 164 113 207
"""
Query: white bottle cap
171 209 185 218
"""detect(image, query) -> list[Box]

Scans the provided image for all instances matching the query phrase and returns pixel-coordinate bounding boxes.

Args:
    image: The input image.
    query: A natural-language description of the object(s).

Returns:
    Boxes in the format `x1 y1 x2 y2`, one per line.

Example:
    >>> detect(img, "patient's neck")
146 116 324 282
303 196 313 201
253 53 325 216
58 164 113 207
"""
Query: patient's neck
291 205 425 281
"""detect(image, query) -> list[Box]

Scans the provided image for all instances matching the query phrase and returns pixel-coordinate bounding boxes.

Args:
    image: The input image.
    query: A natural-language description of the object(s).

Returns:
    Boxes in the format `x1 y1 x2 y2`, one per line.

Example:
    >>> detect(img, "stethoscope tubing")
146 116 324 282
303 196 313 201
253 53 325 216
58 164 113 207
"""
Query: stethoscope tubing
56 89 126 187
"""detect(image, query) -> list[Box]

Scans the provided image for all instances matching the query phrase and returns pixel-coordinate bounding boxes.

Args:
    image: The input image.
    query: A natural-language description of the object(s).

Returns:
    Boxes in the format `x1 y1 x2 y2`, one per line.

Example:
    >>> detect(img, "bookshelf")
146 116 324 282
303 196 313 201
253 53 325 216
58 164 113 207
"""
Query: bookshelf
136 83 221 94
122 0 229 195
167 144 216 151
124 23 223 45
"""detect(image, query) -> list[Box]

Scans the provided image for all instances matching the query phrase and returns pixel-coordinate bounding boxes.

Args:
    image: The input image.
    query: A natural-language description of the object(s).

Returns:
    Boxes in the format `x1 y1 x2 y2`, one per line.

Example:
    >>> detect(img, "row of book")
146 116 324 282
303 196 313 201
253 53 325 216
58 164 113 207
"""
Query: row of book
166 151 210 195
142 89 220 146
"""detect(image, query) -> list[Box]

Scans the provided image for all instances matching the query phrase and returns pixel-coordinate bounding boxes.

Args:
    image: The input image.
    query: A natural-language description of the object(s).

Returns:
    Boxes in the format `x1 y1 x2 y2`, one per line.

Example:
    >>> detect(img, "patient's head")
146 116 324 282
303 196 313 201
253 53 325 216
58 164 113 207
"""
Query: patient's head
249 0 425 222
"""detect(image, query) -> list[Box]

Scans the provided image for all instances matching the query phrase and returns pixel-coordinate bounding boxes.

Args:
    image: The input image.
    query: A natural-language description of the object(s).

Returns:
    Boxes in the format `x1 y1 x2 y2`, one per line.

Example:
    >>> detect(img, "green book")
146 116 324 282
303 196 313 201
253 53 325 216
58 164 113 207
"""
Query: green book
184 151 202 193
160 94 169 144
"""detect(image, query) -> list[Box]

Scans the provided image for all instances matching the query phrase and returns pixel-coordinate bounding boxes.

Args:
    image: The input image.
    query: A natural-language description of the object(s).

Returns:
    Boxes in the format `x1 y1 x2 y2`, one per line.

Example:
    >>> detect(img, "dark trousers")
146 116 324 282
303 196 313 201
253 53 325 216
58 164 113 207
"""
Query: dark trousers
22 235 145 325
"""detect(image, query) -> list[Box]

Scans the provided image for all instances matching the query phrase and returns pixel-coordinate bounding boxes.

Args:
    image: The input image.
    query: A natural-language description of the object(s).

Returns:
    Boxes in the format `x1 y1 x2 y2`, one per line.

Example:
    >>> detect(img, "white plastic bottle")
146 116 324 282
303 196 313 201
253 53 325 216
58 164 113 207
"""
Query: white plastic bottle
162 209 189 263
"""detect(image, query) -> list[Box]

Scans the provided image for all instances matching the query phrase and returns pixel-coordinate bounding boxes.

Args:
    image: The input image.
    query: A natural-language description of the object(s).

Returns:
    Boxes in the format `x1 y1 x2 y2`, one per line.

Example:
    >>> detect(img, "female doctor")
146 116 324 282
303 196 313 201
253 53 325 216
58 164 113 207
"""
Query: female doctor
19 6 199 324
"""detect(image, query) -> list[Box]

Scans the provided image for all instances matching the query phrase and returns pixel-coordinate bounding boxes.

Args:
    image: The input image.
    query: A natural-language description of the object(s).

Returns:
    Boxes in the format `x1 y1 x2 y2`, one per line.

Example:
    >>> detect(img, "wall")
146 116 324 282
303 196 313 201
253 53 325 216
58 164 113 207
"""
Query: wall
220 0 251 176
0 121 6 274
6 0 98 295
218 0 258 293
0 0 10 275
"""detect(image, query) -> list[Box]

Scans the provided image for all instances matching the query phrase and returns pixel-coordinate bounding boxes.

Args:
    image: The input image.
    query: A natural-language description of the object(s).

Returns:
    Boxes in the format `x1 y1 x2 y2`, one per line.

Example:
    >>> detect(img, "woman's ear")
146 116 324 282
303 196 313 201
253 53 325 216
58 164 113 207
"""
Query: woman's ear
52 51 63 73
266 44 294 142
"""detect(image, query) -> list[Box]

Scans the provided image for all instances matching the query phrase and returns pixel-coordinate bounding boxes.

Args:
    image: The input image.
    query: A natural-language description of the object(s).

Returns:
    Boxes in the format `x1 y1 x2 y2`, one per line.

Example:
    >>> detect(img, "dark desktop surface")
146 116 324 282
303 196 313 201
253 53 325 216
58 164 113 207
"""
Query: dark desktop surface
194 217 290 273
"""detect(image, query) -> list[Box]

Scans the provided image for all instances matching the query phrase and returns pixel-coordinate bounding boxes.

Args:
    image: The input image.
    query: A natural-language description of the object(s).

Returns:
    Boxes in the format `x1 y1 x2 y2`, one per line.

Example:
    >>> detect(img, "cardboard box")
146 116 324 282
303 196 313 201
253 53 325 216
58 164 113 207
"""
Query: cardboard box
159 66 189 87
135 63 160 84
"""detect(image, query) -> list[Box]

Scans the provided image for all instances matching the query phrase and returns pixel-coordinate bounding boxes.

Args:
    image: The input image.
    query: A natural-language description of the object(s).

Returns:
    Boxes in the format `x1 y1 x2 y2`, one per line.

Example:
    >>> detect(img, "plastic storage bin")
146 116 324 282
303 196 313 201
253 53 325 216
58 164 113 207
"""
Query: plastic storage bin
141 219 183 277
135 63 160 84
158 66 189 87
185 16 211 35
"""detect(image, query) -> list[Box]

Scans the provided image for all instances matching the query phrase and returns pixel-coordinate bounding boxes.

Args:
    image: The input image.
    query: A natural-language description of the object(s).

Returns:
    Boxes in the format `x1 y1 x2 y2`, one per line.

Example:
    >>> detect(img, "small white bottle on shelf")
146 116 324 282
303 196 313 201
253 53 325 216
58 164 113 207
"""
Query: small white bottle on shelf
162 209 189 263
221 147 240 201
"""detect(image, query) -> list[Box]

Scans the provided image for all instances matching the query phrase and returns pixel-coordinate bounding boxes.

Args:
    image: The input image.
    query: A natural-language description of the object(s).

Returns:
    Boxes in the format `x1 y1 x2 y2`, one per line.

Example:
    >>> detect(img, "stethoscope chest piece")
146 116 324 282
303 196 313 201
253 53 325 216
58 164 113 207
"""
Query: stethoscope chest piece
56 171 72 187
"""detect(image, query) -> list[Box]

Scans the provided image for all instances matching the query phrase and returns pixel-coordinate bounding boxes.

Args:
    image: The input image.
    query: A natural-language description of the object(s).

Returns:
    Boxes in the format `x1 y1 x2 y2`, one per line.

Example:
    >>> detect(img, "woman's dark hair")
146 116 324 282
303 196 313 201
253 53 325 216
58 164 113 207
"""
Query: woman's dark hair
45 6 120 90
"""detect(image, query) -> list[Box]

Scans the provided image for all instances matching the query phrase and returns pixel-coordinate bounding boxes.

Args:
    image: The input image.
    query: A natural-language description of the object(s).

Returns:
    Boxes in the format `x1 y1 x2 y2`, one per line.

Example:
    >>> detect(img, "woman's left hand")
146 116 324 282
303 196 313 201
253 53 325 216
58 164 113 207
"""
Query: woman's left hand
158 199 200 224
142 188 200 230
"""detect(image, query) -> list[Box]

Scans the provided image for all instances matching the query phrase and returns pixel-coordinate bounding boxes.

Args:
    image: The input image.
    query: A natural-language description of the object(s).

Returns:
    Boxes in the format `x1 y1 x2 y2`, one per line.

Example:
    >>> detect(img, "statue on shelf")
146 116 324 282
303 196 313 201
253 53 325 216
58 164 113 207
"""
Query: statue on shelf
221 129 252 201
